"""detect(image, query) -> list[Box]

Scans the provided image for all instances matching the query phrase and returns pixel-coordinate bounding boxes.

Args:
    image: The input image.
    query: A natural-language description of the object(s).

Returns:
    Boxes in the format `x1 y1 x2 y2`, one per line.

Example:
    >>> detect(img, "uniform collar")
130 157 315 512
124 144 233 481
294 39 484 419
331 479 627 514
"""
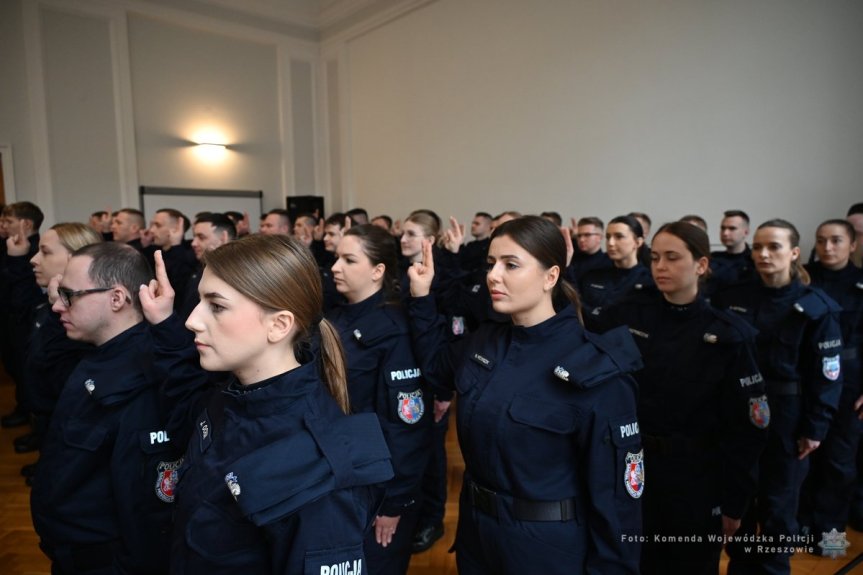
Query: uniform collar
511 304 581 342
222 356 321 415
336 289 385 322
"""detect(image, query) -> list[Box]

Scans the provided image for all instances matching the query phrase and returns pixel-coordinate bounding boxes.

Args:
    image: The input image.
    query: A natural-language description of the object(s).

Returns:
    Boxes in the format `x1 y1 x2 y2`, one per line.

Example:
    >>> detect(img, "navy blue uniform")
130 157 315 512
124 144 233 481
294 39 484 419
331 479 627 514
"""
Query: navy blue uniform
31 322 180 575
565 249 613 285
328 290 431 573
714 280 843 574
800 262 863 536
150 316 395 575
2 239 41 411
597 290 768 575
409 296 644 574
707 247 757 297
578 263 654 330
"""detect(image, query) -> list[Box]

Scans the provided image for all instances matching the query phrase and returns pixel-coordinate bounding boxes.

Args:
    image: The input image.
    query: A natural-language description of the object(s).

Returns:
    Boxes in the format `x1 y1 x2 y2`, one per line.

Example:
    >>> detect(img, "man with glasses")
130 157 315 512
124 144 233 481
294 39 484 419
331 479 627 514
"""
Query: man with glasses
566 216 612 284
31 242 181 575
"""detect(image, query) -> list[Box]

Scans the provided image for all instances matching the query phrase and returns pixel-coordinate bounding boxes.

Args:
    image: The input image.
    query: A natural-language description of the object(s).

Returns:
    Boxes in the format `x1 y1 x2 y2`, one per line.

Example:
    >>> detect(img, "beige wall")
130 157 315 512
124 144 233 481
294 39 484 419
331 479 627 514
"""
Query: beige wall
339 0 863 248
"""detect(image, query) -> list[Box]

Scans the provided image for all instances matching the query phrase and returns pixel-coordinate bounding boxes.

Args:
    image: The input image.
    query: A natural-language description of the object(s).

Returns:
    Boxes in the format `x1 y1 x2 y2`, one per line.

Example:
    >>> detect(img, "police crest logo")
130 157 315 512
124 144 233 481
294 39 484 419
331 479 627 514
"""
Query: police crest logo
818 528 850 559
823 355 841 381
749 395 770 429
155 459 183 503
397 390 425 424
624 450 645 499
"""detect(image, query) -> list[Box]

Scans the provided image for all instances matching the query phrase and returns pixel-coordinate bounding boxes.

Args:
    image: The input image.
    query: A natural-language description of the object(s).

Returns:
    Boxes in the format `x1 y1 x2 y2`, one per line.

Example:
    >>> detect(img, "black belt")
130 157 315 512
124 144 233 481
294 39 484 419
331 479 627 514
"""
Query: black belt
767 380 802 396
841 348 858 361
468 480 576 522
642 434 715 456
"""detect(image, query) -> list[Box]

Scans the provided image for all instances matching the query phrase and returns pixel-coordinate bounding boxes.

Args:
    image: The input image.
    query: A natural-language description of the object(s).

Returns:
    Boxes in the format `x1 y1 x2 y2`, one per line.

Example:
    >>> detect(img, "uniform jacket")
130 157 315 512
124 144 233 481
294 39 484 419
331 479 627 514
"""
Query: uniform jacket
713 279 843 442
150 315 395 575
579 263 654 328
408 296 644 574
328 290 431 516
806 262 863 392
31 321 180 575
597 290 768 518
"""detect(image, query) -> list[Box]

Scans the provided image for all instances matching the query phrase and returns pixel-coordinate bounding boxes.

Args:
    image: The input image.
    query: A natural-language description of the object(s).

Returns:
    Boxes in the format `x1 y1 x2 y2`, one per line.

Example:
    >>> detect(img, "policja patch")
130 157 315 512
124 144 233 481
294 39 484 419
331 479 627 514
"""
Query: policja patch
624 450 645 499
155 458 183 503
397 390 424 424
823 355 841 381
749 395 770 429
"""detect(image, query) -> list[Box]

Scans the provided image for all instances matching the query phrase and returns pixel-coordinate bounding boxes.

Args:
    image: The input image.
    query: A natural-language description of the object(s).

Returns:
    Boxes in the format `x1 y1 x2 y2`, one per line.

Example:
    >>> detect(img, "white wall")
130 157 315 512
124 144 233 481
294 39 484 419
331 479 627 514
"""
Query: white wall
336 0 863 250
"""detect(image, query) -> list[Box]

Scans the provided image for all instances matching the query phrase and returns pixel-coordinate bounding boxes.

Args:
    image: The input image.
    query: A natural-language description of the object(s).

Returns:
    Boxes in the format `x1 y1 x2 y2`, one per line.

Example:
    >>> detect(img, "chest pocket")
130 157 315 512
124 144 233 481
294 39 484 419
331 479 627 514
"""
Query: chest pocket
455 352 495 395
62 419 110 452
508 395 579 435
769 323 805 376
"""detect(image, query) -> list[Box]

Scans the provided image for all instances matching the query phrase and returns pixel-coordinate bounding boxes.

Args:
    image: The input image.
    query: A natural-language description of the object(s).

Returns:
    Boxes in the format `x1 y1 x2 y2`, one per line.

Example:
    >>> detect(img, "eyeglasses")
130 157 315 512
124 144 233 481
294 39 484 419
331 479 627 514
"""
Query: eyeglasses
57 287 113 307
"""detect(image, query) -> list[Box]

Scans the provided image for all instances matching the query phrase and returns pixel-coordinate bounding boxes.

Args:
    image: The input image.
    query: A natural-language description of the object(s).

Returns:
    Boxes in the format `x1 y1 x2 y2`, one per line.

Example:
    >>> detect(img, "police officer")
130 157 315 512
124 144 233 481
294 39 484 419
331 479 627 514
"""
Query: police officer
31 242 179 575
596 222 768 574
328 224 431 574
408 216 643 574
565 216 613 285
707 210 757 297
579 215 653 329
177 213 236 320
141 235 394 574
714 219 843 575
798 219 863 540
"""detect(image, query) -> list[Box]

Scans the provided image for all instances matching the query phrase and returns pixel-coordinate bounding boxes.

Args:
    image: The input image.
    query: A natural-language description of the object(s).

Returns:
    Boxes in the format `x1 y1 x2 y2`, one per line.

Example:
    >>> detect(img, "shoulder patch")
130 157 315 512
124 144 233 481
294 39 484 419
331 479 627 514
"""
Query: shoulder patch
749 395 770 429
155 458 183 503
397 389 425 424
823 355 841 381
624 450 645 499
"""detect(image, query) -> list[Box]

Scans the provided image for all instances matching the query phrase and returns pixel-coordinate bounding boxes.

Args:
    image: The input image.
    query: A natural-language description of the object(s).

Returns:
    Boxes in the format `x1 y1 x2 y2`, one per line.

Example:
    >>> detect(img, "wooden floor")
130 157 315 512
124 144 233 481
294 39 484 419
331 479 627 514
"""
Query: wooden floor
1 377 862 574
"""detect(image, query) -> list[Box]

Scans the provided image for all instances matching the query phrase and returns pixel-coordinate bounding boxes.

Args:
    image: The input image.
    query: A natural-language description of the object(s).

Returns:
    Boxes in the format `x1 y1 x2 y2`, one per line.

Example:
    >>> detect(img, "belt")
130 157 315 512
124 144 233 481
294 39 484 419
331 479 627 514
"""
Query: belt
767 380 802 396
642 434 715 456
468 480 576 522
841 348 858 361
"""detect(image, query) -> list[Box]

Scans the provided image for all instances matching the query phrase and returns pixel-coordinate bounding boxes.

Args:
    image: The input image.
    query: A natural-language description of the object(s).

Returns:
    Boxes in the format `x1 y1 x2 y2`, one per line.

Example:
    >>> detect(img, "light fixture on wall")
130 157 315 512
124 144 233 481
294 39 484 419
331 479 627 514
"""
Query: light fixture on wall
194 140 228 162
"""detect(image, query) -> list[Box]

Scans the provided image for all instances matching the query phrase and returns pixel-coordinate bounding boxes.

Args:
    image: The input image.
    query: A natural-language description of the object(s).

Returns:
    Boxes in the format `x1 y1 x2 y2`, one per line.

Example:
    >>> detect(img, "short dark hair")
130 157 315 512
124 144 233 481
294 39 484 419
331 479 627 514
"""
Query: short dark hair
326 212 348 228
817 219 856 242
195 213 237 240
346 208 369 225
74 242 153 313
847 203 863 217
224 211 243 223
723 210 750 224
266 209 291 225
680 214 708 231
8 201 44 230
540 211 563 227
156 208 190 233
295 213 318 227
474 212 492 221
609 215 644 239
628 212 651 227
91 210 108 218
371 214 393 228
117 208 145 227
577 216 604 229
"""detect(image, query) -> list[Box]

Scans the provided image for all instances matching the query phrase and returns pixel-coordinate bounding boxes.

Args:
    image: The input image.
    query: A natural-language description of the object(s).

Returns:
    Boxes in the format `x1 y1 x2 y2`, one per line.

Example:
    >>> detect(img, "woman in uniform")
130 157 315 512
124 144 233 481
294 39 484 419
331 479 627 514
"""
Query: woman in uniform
714 219 844 574
6 223 101 477
595 221 768 574
579 215 653 329
407 215 643 575
327 224 431 574
140 235 394 575
799 219 863 541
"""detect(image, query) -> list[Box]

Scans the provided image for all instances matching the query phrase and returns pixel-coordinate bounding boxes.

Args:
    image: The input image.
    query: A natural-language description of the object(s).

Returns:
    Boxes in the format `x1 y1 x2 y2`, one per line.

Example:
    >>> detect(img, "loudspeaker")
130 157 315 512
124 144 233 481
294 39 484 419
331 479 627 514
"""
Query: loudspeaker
287 195 324 222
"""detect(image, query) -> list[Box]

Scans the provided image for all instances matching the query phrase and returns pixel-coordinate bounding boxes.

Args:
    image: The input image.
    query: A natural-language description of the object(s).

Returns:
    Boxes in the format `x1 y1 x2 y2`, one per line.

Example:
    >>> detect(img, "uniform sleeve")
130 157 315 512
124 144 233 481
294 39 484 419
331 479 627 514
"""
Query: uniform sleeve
150 313 219 448
718 336 769 518
376 333 432 516
800 310 843 441
405 294 461 395
583 377 642 575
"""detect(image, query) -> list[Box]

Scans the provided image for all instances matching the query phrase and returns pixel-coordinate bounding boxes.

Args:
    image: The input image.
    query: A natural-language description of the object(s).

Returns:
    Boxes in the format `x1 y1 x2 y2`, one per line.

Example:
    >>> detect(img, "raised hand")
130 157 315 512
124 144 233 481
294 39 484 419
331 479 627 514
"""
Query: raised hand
561 226 574 267
442 216 465 253
313 217 325 241
6 233 30 257
407 238 435 297
139 250 175 325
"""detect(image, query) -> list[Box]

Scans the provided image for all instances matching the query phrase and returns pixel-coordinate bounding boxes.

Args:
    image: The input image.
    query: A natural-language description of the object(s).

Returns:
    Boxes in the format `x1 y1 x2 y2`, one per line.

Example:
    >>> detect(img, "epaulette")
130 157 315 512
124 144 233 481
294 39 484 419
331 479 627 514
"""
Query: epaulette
552 326 643 389
225 412 393 526
793 288 840 320
702 308 758 345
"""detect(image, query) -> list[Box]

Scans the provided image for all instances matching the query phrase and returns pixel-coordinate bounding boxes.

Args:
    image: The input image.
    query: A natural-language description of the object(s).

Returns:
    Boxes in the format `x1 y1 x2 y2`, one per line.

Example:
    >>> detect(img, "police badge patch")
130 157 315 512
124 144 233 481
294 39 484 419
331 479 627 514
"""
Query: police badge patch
397 389 425 424
749 395 770 429
823 355 841 381
624 450 645 499
155 458 183 503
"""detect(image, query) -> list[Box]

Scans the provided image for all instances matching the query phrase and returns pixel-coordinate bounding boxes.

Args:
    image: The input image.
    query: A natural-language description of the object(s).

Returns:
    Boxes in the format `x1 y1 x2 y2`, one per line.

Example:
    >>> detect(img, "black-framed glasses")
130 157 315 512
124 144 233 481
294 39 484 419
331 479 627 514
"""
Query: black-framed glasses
57 287 113 307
